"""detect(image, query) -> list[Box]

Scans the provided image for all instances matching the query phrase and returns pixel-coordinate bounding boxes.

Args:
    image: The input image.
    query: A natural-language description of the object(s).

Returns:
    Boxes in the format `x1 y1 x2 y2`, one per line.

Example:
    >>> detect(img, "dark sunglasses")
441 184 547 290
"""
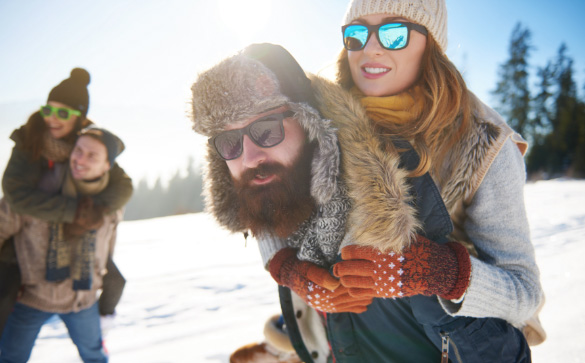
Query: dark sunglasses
342 22 428 51
40 105 81 121
209 110 294 161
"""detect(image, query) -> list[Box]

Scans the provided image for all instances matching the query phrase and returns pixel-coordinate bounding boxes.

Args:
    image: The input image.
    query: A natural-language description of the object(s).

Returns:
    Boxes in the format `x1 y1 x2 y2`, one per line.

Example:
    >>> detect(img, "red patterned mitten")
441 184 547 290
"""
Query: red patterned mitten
333 235 471 300
269 248 372 313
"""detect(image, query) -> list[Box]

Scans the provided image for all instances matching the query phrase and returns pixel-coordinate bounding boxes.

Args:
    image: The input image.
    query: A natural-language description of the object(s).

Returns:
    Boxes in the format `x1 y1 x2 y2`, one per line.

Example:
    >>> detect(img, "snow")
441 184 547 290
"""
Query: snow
525 180 585 363
22 179 585 362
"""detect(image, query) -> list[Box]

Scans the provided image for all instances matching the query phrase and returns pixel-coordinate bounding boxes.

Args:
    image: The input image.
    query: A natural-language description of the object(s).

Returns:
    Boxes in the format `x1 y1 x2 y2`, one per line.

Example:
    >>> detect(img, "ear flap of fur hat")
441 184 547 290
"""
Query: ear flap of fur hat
191 44 340 233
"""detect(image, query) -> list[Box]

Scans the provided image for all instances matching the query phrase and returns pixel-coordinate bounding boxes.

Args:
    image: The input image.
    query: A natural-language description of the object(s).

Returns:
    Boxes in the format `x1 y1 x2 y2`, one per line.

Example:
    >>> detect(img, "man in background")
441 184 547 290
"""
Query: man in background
0 126 128 363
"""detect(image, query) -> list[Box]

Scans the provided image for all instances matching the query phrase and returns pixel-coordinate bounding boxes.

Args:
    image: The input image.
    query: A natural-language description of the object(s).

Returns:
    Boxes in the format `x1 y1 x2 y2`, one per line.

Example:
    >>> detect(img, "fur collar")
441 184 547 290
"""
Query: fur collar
438 93 527 212
310 75 419 252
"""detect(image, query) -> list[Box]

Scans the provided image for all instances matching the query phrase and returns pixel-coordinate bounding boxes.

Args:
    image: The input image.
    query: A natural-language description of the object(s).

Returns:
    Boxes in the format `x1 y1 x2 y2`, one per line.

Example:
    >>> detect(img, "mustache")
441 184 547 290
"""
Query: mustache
237 162 287 186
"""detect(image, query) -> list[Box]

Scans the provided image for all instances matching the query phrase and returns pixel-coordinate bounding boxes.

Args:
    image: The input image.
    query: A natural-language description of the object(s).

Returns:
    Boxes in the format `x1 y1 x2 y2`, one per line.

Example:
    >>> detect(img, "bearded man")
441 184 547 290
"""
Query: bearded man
190 43 373 362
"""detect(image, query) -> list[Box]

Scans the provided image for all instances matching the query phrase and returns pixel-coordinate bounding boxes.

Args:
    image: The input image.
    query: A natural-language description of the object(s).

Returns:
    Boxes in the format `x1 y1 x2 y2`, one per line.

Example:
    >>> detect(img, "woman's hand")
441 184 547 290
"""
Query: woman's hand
63 196 105 239
333 236 471 300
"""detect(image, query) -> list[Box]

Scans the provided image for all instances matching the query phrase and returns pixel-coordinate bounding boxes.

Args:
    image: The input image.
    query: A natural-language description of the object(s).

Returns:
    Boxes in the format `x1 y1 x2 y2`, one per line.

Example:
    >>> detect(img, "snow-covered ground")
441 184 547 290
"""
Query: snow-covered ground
24 179 585 362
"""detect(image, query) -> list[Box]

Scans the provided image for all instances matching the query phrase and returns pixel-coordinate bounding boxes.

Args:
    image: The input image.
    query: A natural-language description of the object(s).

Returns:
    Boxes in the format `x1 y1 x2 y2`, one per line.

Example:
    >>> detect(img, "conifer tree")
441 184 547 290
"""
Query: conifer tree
532 61 555 136
527 61 556 174
492 23 533 138
124 159 205 220
527 44 585 177
550 44 579 174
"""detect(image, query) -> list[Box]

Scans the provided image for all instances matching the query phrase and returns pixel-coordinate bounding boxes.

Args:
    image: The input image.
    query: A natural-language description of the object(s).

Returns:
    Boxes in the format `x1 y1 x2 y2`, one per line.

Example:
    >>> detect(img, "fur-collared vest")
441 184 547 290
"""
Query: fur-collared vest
308 74 544 348
309 74 527 253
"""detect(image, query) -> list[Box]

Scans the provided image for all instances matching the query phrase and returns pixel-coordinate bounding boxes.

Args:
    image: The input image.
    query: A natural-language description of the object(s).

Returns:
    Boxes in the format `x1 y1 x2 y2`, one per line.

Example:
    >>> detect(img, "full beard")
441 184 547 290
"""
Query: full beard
233 143 316 238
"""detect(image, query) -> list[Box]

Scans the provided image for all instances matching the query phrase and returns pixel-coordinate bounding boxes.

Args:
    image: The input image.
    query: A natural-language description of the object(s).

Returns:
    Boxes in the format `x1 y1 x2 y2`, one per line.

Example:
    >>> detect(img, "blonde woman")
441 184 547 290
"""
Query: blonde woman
303 0 544 361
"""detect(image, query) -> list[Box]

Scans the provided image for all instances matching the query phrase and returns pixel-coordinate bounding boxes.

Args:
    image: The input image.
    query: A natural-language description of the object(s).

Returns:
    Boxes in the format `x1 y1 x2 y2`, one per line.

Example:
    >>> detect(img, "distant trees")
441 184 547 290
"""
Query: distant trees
124 157 205 220
493 23 533 137
527 44 585 176
493 23 585 178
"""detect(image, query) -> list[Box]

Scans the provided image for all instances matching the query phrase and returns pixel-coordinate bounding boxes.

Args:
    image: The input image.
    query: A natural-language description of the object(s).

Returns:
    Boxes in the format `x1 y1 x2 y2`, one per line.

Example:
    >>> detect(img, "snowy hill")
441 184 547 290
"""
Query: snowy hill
25 179 585 362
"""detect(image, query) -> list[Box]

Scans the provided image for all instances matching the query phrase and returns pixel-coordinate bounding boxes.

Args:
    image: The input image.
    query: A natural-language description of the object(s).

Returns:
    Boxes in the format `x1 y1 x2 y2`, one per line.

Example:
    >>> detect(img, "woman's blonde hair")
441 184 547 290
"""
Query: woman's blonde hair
336 35 472 177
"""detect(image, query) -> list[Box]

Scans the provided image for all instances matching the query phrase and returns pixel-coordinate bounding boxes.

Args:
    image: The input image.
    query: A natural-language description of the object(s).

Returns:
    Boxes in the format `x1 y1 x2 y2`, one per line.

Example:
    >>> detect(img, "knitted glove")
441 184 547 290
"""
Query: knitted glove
269 248 372 314
63 196 105 239
333 235 471 300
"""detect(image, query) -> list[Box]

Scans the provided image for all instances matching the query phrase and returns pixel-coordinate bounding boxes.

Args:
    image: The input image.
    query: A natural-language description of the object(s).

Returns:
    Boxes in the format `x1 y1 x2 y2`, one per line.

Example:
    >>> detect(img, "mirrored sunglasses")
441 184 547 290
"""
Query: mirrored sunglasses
209 110 294 161
342 22 428 51
40 105 81 121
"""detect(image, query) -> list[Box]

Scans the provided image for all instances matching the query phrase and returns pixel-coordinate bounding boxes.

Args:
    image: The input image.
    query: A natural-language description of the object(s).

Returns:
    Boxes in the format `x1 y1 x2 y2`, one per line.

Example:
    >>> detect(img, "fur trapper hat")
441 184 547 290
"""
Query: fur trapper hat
343 0 448 52
190 43 340 233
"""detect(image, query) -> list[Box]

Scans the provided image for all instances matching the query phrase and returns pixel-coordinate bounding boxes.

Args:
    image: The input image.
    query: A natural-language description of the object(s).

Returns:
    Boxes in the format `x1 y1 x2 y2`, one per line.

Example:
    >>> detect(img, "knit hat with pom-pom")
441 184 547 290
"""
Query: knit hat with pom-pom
47 68 91 118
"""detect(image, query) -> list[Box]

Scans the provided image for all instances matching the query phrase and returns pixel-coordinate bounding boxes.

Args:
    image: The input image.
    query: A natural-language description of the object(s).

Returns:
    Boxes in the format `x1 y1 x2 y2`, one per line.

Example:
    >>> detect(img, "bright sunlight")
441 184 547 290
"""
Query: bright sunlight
216 0 272 45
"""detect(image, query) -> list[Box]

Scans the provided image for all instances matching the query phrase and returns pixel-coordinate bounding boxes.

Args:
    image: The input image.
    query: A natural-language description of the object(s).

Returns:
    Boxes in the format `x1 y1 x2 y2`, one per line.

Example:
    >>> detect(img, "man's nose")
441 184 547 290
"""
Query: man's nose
73 153 86 165
240 135 266 168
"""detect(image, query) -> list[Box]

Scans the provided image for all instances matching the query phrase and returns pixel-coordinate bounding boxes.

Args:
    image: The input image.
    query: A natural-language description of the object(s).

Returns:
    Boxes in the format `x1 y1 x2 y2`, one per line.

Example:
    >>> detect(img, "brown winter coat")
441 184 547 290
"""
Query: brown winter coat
0 199 121 314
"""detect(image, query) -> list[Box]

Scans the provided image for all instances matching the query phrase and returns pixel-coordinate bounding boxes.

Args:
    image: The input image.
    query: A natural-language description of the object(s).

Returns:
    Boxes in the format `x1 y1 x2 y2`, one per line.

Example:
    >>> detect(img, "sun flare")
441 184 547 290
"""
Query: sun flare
216 0 272 44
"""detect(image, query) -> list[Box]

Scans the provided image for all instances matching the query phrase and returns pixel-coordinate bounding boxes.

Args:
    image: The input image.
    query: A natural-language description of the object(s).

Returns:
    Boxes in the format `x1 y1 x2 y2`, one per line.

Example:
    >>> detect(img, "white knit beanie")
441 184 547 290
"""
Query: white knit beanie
343 0 448 52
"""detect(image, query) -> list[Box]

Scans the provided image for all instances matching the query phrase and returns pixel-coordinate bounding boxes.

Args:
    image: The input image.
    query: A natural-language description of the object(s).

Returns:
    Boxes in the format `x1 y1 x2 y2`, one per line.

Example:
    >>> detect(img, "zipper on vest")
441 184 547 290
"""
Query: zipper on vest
440 331 463 363
440 332 449 363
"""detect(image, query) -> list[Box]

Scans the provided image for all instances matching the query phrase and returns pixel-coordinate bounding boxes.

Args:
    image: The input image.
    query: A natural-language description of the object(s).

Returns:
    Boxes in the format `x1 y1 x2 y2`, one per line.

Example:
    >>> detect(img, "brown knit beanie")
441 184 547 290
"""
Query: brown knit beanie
47 68 91 118
343 0 448 52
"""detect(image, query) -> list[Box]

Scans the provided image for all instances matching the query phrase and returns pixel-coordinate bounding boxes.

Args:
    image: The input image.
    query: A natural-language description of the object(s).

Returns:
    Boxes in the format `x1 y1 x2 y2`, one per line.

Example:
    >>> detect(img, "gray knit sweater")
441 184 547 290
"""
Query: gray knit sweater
438 138 542 326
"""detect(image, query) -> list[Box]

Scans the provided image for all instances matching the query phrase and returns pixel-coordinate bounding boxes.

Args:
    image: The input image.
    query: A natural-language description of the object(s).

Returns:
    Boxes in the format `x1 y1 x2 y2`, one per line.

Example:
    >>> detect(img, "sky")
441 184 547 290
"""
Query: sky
1 0 584 185
22 179 585 362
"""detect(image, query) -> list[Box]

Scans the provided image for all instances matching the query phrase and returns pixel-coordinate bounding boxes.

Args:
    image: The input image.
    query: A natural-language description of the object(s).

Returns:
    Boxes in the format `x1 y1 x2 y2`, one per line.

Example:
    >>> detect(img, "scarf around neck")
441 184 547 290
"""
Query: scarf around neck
63 170 110 198
41 132 74 162
285 179 351 268
46 170 110 291
353 86 424 126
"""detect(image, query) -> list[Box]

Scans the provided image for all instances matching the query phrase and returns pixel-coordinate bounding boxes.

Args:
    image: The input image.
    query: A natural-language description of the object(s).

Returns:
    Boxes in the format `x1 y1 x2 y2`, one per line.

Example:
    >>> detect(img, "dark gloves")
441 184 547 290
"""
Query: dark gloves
333 235 471 300
63 196 106 239
269 248 372 314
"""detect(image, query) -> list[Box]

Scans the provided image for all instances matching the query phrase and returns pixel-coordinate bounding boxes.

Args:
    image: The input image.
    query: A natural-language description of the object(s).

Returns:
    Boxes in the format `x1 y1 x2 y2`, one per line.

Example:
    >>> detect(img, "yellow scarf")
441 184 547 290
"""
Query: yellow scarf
352 86 424 126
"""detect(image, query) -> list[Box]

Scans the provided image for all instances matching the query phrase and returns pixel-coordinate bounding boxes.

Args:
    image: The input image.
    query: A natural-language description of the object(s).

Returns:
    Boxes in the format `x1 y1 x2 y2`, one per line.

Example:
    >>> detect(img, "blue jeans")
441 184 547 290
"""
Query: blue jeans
0 302 107 363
